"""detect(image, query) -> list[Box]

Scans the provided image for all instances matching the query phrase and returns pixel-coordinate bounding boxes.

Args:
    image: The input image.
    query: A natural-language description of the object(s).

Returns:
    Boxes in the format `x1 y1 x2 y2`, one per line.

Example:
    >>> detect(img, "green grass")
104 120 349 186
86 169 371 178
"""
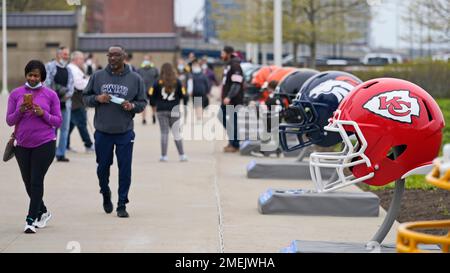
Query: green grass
360 175 438 191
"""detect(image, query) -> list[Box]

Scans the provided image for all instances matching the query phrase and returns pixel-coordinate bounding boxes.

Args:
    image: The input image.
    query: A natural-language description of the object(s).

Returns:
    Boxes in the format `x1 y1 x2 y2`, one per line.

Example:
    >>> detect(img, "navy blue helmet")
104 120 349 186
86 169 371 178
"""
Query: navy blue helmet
279 71 362 152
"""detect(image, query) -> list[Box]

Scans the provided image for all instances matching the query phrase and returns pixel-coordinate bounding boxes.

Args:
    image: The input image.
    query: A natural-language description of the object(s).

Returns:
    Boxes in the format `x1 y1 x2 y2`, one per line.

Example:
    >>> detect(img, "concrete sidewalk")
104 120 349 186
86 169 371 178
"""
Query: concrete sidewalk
0 93 398 253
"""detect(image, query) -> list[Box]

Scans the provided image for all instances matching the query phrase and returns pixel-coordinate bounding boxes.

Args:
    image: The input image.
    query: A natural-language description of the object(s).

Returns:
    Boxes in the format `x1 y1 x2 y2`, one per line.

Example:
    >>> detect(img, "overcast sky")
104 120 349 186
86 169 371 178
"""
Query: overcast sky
175 0 411 49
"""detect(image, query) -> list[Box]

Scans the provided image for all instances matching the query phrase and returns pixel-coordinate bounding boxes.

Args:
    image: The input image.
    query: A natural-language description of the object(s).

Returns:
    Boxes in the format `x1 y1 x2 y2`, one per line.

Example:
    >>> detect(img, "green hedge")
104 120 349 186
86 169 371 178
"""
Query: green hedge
437 99 450 146
349 61 450 98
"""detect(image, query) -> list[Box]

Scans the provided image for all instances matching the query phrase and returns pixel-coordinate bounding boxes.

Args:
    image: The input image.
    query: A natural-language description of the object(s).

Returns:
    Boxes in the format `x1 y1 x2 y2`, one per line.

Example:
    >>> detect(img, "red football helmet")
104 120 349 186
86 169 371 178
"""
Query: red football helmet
310 78 445 192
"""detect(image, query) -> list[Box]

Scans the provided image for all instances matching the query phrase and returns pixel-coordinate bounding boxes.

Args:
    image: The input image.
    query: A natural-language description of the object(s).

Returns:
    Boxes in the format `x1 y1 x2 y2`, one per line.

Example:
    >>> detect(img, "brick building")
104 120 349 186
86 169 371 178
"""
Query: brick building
83 0 178 69
86 0 175 34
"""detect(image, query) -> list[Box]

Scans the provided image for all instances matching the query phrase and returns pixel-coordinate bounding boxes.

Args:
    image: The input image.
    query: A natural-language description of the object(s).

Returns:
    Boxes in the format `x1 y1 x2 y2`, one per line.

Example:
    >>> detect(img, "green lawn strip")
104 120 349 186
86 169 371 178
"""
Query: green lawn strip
359 175 438 191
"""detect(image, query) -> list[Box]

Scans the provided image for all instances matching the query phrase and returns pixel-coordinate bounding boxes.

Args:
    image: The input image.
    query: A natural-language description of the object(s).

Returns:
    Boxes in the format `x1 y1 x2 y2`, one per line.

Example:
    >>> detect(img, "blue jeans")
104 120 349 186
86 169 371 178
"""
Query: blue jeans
67 108 93 149
94 130 135 205
56 102 71 157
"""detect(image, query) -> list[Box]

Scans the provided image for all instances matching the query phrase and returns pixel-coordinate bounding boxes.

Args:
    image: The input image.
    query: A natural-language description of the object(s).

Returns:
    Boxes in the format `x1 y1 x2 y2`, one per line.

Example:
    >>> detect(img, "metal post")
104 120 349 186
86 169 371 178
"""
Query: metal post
246 43 252 62
262 44 268 65
253 43 259 65
369 145 406 246
369 179 405 245
2 0 7 96
273 0 282 66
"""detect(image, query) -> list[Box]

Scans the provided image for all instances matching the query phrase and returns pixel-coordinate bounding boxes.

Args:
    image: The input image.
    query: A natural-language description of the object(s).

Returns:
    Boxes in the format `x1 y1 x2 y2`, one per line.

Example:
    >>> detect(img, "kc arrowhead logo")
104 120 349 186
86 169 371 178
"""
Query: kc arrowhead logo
363 90 420 123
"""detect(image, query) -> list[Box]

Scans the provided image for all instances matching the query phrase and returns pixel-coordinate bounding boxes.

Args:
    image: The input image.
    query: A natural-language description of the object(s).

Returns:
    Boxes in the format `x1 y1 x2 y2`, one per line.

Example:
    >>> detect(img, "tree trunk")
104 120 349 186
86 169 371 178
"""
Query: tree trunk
293 42 299 67
309 0 317 69
310 40 316 69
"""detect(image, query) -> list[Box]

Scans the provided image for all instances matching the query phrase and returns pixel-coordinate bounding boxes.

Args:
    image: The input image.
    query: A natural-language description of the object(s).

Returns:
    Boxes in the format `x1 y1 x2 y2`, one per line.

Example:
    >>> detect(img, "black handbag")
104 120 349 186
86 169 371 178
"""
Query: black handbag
3 130 16 162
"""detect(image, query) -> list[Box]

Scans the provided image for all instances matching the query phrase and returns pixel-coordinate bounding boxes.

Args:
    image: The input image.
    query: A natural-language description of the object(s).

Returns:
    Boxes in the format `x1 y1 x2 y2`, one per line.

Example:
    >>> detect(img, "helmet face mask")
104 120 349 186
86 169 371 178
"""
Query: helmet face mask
310 110 374 193
280 100 331 152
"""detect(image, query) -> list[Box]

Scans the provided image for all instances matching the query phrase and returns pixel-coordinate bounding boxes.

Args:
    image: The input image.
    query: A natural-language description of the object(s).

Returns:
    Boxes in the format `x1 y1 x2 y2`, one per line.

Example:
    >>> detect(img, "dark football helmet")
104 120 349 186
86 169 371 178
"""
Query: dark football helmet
279 71 362 152
267 68 319 109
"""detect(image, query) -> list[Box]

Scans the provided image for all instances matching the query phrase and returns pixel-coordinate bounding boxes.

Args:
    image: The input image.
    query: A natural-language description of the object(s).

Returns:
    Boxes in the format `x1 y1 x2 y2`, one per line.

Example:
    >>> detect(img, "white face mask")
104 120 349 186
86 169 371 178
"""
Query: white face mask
58 60 68 67
25 81 43 90
202 64 208 70
192 66 202 74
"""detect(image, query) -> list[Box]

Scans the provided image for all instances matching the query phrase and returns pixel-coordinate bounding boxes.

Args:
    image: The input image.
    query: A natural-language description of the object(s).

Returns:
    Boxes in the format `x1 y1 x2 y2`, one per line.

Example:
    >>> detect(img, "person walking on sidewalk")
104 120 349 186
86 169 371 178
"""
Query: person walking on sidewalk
149 63 188 162
6 60 62 233
190 59 210 121
201 59 219 94
219 46 244 153
67 51 94 153
83 45 147 218
137 55 159 125
45 46 74 162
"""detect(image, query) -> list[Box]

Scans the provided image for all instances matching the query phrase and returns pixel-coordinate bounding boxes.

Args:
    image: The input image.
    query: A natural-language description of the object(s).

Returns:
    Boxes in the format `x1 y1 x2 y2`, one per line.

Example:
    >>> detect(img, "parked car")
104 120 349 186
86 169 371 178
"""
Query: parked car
362 53 403 65
432 53 450 62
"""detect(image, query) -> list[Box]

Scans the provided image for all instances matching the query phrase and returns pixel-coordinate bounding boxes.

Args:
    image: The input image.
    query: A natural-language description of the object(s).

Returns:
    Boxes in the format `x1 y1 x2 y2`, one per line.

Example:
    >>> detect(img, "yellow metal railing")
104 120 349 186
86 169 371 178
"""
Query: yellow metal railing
396 161 450 253
426 166 450 191
397 220 450 253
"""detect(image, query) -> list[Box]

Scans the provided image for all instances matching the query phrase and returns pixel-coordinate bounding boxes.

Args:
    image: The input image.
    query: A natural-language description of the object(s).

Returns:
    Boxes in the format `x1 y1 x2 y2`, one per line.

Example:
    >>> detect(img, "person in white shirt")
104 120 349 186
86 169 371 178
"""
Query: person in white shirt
67 51 94 153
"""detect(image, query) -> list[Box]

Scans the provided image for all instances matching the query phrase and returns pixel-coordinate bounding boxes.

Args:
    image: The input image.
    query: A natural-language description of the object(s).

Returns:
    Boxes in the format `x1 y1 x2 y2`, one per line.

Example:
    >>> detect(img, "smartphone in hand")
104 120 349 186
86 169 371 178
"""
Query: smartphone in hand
23 94 33 105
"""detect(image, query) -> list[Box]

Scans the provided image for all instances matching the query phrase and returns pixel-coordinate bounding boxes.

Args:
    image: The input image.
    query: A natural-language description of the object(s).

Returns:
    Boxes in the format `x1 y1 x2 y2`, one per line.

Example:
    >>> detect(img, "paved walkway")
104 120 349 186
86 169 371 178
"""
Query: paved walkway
0 90 397 253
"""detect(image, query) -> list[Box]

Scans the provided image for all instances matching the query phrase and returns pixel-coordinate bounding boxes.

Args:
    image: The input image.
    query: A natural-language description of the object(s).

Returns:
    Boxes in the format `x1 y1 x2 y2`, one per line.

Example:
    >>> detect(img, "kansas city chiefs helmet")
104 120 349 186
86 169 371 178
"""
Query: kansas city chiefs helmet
310 78 445 193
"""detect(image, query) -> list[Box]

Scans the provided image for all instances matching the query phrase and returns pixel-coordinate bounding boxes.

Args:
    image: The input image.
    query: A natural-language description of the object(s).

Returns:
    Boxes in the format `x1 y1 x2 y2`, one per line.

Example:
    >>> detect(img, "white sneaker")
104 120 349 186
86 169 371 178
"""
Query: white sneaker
24 224 36 234
67 147 78 153
179 155 188 162
85 145 95 153
160 156 168 162
33 212 52 229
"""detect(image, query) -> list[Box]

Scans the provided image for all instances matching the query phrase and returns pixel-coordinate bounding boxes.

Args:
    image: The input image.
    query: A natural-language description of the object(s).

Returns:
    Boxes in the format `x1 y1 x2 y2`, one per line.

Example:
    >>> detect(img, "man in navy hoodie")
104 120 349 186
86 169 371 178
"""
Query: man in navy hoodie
83 45 147 218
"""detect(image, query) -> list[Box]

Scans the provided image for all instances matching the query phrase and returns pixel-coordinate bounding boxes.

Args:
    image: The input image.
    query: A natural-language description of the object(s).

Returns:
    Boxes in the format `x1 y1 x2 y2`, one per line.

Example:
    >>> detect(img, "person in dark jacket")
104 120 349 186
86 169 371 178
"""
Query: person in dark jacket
219 46 244 153
83 45 147 218
137 55 159 125
150 63 188 162
190 59 210 121
201 59 219 94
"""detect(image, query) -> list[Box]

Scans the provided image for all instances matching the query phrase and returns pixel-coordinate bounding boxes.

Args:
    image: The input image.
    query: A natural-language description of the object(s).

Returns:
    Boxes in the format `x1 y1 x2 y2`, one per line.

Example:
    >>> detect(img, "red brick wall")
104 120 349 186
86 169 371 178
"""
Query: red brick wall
87 0 175 33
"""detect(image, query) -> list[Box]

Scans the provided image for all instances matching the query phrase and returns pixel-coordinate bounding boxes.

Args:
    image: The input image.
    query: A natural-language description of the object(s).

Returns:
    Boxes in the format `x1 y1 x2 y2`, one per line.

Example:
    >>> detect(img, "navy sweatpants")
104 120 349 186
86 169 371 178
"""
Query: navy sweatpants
94 130 135 205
